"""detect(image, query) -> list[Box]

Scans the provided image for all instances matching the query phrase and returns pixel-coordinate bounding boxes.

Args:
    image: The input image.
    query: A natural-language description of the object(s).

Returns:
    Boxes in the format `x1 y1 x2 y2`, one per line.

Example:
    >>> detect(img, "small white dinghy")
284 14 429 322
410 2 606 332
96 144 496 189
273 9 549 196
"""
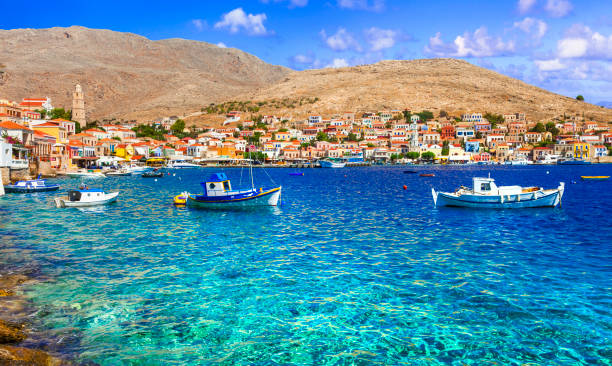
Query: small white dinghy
55 188 119 208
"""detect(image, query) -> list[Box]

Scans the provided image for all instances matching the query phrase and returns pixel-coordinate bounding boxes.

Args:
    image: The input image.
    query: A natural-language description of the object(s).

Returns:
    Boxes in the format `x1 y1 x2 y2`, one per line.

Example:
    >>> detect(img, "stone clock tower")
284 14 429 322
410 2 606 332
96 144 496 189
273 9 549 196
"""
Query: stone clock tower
72 84 86 125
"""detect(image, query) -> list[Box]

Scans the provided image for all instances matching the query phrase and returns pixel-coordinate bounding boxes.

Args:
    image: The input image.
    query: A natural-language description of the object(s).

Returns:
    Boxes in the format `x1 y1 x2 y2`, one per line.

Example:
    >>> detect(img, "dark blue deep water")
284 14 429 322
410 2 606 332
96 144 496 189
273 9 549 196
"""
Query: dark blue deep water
1 165 611 365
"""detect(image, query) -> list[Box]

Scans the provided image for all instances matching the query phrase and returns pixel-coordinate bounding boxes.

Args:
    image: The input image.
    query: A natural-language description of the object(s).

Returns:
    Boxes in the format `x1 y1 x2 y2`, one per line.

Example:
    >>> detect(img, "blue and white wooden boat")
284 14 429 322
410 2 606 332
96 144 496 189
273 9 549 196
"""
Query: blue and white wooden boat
4 179 60 193
177 173 281 208
558 159 591 165
432 177 564 208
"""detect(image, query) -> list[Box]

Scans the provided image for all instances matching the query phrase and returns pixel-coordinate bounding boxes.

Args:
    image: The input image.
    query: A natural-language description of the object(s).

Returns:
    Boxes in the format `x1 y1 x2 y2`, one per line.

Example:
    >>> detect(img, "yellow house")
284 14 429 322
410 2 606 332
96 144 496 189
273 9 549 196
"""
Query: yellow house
115 143 134 160
32 122 67 143
218 142 237 158
573 142 590 159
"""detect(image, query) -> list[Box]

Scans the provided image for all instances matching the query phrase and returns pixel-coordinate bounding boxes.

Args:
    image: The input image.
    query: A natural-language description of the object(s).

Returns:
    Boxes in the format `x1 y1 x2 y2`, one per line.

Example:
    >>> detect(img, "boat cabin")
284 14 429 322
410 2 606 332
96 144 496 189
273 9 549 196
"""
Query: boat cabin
201 173 233 197
67 189 105 201
472 177 522 196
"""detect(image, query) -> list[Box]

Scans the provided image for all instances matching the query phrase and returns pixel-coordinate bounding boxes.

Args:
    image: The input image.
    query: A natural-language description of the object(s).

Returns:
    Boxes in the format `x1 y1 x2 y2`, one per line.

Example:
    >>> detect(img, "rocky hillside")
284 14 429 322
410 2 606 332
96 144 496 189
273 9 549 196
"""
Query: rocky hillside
235 59 612 123
0 26 289 121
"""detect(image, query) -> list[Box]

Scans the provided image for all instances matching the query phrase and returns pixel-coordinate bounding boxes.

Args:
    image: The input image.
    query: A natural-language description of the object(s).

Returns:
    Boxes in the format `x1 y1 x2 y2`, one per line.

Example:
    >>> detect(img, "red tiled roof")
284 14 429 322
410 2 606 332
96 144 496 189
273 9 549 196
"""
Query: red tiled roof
0 121 32 131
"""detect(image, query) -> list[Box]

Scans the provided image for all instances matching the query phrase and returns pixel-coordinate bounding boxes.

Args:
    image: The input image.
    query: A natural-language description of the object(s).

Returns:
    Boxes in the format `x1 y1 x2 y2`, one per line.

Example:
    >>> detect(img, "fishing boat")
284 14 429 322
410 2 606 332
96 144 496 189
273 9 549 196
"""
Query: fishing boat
581 176 610 180
105 169 131 176
432 176 564 208
166 160 201 168
420 173 435 177
4 178 60 193
67 170 106 178
319 159 346 168
54 188 119 208
174 172 281 208
558 159 592 165
289 172 304 176
142 170 164 178
403 170 418 174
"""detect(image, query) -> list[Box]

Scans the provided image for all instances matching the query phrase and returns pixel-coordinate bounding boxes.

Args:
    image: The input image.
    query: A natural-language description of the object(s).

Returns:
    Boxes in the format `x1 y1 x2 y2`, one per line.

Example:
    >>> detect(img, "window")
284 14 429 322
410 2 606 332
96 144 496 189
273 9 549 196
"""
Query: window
209 183 216 189
481 183 491 191
223 181 230 191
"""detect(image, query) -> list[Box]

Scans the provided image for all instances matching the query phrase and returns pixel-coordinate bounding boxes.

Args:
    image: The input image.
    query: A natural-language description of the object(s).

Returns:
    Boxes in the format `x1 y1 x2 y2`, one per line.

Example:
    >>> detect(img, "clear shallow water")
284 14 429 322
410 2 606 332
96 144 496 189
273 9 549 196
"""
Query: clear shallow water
1 165 611 365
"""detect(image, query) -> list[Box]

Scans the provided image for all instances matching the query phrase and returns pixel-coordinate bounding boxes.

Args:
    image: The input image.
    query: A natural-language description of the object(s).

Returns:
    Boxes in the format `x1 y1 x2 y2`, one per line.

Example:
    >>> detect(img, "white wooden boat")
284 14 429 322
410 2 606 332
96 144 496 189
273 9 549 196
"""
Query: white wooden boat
432 177 564 208
4 179 60 193
55 188 119 208
105 169 132 176
166 161 201 168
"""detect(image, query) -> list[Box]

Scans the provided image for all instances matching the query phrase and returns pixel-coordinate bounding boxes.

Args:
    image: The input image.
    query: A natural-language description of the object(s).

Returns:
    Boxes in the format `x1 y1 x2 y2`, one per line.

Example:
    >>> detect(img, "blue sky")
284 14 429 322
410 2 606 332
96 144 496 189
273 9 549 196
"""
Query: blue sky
2 0 612 102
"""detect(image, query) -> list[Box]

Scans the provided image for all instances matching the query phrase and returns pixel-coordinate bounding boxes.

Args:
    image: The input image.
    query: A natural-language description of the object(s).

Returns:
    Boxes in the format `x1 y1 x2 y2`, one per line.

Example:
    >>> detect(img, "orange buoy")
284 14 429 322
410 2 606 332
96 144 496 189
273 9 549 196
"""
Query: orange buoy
403 185 407 190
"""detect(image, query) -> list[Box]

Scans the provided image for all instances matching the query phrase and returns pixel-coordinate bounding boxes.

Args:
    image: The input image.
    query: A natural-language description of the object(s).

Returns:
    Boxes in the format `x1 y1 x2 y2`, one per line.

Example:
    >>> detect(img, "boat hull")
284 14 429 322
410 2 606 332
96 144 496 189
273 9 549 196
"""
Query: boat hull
56 192 119 207
432 188 563 208
4 185 60 193
67 173 106 178
320 160 346 168
187 187 281 208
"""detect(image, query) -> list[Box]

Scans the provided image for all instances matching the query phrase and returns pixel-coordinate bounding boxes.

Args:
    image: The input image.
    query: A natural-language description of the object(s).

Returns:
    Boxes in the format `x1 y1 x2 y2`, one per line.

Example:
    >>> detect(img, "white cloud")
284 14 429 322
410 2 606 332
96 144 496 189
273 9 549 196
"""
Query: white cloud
192 19 206 31
217 42 228 48
535 58 566 71
364 27 397 51
513 17 548 40
518 0 537 14
261 0 308 7
545 0 572 17
337 0 384 12
556 25 612 60
327 58 350 68
425 27 515 57
214 8 271 36
320 28 362 52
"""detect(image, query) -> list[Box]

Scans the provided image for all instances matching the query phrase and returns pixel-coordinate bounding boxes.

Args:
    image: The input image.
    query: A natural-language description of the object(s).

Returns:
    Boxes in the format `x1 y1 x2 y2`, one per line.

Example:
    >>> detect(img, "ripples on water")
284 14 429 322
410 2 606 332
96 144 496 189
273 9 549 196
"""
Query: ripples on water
1 166 611 365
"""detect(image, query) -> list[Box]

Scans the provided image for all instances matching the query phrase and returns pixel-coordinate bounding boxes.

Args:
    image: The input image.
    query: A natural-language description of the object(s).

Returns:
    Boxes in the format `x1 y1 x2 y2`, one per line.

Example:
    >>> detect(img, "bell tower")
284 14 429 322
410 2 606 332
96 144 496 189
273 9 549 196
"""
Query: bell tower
72 84 86 125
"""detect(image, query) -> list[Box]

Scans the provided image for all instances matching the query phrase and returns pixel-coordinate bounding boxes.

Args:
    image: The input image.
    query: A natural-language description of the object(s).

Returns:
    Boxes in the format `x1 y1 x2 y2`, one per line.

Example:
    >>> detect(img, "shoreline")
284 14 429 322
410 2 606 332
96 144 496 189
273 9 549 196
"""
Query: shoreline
0 268 73 365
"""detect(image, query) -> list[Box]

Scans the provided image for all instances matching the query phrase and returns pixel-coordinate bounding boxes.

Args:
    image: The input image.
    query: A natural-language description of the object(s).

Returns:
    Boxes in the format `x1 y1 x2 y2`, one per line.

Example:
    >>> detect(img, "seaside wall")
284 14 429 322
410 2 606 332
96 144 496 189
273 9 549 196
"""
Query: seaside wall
0 167 8 185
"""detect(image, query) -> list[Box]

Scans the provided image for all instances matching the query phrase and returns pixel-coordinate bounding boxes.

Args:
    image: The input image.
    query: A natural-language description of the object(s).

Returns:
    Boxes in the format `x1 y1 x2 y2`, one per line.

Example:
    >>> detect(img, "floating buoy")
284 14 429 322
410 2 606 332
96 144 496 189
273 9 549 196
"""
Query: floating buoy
403 185 407 190
173 173 176 177
173 194 187 205
546 171 550 174
167 172 170 175
154 179 157 182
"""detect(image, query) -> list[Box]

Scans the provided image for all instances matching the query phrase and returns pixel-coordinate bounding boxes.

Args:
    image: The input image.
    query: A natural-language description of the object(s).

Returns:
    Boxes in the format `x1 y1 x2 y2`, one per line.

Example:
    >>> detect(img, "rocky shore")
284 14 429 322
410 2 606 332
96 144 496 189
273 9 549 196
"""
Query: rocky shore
0 273 72 365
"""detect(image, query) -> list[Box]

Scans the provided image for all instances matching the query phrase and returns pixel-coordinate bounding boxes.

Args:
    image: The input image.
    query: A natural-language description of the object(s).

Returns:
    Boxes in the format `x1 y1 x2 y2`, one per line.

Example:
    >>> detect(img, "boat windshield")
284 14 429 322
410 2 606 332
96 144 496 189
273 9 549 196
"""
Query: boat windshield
223 181 230 191
481 182 491 191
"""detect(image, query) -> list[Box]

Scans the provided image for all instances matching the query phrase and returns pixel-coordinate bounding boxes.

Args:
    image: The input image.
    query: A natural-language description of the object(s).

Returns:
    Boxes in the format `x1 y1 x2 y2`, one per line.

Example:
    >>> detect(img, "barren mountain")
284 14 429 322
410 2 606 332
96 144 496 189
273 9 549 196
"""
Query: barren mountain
1 27 611 124
0 26 289 121
235 59 612 123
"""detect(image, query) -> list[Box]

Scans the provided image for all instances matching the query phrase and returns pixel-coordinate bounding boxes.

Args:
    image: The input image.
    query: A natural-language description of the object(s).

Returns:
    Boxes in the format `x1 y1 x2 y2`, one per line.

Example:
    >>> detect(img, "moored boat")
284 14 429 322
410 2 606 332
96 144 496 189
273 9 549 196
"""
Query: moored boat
558 159 592 165
581 176 610 180
166 160 201 168
105 169 131 176
4 179 60 193
319 159 346 168
176 173 281 208
432 176 564 208
54 188 119 208
142 170 164 178
67 170 106 178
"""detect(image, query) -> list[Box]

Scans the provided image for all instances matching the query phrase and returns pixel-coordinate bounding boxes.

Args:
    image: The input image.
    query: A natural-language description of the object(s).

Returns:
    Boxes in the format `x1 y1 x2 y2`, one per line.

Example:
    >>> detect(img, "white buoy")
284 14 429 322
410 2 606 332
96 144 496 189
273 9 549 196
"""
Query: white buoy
546 171 550 174
173 174 176 177
154 179 158 182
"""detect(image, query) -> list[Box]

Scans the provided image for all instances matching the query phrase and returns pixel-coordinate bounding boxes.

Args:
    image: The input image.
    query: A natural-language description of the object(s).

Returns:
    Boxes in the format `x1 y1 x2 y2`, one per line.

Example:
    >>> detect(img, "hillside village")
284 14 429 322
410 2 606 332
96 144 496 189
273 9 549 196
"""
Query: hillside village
1 86 612 176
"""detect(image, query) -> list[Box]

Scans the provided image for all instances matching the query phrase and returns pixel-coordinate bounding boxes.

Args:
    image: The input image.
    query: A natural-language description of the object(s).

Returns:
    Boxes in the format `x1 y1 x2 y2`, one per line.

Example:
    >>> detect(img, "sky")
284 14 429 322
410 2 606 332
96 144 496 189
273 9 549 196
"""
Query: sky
2 0 612 103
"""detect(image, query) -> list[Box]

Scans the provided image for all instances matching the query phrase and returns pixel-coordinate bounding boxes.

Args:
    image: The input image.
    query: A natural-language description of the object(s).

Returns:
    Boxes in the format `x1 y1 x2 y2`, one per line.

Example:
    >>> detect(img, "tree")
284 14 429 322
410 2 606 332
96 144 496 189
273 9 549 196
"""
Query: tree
170 119 185 135
35 109 47 119
576 95 585 101
345 133 358 142
403 110 411 123
531 122 546 133
441 140 449 156
406 151 420 160
545 122 560 137
484 113 504 128
48 108 72 120
418 110 434 121
316 131 330 141
421 151 436 160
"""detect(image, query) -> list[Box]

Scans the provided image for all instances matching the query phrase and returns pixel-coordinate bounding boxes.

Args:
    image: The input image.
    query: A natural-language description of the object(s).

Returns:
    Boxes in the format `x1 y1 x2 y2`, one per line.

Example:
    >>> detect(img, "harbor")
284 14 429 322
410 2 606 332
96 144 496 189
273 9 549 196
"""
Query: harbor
1 165 611 364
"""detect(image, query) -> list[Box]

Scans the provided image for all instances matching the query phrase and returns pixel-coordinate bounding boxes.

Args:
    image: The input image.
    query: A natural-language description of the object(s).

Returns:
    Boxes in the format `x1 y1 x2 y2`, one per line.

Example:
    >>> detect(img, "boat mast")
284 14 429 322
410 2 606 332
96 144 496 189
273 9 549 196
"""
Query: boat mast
250 147 254 190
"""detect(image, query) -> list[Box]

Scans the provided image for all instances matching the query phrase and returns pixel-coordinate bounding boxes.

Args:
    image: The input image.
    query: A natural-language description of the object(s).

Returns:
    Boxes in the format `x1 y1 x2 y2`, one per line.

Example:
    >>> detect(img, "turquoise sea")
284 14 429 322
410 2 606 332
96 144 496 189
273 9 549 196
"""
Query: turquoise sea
1 165 611 365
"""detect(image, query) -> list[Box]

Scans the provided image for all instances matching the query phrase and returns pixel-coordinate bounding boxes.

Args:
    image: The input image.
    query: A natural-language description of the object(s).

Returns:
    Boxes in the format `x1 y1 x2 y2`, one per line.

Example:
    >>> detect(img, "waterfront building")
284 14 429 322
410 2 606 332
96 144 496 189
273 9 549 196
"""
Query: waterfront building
32 122 67 144
462 112 483 123
572 142 591 159
593 145 607 157
19 97 53 114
